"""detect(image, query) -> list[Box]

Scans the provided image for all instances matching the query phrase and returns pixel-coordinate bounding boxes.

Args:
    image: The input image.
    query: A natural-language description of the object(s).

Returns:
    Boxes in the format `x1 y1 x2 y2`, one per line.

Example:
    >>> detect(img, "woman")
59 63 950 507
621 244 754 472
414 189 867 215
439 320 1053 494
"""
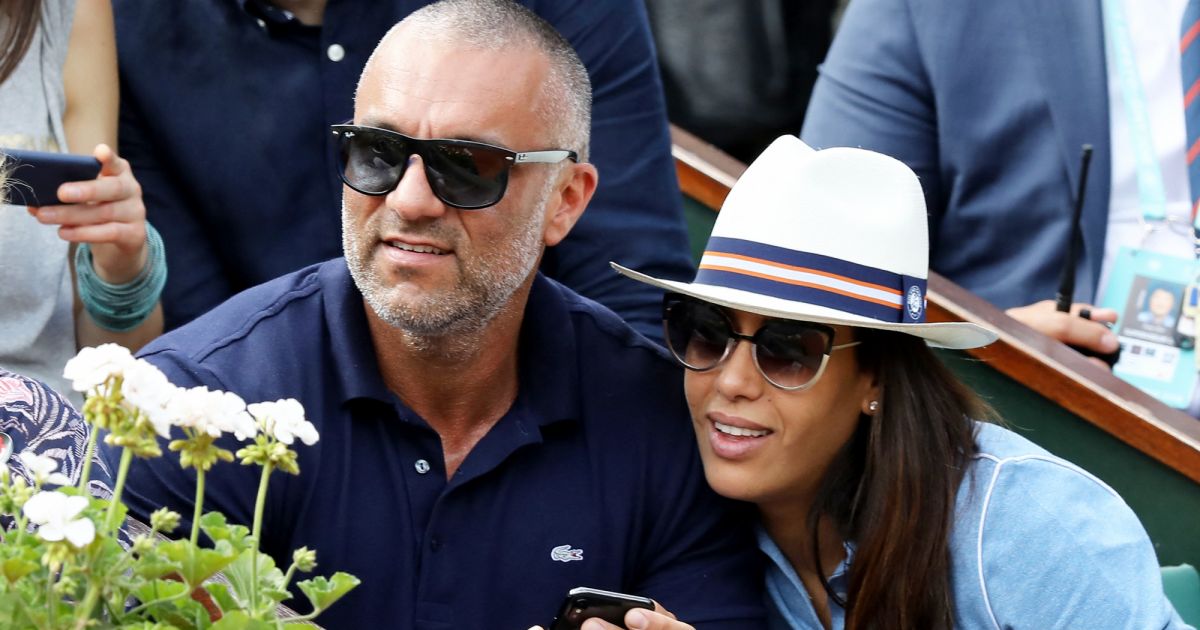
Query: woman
0 366 111 496
1 0 164 402
605 137 1188 629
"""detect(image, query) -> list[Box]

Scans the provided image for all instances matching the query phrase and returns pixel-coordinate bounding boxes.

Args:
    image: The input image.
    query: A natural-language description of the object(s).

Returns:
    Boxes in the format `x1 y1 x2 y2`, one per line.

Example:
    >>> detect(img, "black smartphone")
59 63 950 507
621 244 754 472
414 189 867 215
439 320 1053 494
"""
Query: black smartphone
548 587 655 630
1 148 101 207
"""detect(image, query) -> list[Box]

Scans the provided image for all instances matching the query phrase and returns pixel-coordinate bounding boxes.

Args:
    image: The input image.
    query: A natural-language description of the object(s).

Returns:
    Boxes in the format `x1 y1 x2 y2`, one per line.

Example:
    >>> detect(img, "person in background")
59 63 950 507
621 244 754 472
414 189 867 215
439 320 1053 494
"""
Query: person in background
0 166 112 502
103 3 764 628
1 0 164 402
608 136 1186 629
112 0 691 342
644 0 837 163
0 367 112 499
802 0 1200 414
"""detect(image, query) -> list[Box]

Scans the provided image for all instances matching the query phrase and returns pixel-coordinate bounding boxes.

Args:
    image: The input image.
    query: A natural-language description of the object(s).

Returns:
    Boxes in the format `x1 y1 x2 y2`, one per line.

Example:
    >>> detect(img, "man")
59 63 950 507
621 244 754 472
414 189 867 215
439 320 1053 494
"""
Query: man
802 0 1200 412
801 0 1127 357
113 0 692 342
103 3 764 628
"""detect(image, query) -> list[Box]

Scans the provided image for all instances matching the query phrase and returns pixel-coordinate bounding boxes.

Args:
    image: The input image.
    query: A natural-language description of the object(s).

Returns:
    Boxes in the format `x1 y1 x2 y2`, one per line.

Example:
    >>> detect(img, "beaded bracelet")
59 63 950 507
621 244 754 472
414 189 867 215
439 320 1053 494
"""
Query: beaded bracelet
74 223 168 332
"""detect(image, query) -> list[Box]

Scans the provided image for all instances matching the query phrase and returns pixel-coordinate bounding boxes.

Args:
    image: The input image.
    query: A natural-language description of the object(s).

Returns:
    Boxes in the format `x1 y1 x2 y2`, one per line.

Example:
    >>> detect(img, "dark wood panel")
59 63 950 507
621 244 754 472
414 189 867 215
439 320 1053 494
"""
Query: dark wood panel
669 124 1200 485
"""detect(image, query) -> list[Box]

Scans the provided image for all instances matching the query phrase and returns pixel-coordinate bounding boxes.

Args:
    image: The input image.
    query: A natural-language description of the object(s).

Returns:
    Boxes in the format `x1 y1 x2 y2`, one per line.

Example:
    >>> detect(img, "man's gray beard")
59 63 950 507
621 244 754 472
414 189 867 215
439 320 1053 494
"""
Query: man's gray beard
342 179 552 347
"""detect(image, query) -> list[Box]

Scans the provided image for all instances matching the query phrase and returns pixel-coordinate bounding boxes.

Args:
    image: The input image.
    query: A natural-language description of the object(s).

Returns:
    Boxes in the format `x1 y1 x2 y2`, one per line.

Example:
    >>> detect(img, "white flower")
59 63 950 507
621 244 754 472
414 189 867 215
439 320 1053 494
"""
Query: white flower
120 359 178 438
247 399 318 445
17 451 71 487
23 490 95 547
167 387 256 440
62 344 135 393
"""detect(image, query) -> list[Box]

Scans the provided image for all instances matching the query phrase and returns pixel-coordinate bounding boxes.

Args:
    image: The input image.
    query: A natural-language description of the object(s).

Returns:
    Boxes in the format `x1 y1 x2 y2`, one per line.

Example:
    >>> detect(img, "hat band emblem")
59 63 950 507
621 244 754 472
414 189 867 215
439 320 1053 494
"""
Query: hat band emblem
695 237 927 324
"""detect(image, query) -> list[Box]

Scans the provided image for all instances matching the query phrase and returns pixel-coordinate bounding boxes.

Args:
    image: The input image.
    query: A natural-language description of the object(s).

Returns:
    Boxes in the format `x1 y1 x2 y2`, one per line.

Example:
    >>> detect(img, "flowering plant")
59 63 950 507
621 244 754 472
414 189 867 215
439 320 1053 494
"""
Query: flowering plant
0 344 359 628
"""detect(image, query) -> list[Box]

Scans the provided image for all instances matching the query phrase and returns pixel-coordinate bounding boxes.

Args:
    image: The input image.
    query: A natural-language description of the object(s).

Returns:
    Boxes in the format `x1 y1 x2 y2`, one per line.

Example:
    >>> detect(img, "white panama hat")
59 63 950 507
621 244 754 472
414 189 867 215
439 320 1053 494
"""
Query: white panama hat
613 135 996 350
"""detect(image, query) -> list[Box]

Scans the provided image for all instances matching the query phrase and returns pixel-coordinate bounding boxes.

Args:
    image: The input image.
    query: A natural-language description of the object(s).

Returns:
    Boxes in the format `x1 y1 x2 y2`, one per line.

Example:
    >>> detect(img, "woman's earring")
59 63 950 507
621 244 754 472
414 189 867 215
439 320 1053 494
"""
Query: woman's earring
867 400 880 414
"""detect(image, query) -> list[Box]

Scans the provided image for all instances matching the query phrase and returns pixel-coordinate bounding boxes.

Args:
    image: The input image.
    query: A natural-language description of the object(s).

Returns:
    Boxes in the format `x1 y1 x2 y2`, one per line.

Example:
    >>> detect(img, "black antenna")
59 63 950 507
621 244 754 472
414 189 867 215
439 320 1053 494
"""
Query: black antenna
1055 144 1093 313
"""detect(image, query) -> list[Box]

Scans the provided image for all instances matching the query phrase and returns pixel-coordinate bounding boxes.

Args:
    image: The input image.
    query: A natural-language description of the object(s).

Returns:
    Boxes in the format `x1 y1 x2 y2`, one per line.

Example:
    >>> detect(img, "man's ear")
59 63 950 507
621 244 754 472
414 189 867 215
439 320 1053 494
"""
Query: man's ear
542 162 598 247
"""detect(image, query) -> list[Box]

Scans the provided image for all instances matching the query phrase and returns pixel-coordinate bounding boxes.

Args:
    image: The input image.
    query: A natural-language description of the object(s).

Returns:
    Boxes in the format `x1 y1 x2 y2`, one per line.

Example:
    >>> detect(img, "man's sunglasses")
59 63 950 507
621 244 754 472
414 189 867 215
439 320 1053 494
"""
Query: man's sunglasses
663 294 860 391
331 124 578 209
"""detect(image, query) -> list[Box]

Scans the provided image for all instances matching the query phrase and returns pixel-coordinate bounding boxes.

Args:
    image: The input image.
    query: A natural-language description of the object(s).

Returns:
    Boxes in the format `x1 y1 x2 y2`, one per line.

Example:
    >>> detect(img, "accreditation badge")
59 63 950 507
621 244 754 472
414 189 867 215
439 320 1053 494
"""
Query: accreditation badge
1098 247 1198 409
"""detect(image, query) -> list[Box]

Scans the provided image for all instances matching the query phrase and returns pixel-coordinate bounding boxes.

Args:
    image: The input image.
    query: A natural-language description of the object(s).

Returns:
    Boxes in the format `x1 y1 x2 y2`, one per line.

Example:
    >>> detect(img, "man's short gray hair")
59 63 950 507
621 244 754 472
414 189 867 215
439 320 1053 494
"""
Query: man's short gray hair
369 0 592 161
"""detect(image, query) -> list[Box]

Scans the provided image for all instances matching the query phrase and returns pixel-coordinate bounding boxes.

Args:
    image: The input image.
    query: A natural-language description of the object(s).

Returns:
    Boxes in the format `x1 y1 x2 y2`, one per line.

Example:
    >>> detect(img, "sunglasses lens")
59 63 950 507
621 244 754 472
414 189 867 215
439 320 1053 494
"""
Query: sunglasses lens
754 324 832 388
339 129 408 195
424 143 509 208
665 299 731 370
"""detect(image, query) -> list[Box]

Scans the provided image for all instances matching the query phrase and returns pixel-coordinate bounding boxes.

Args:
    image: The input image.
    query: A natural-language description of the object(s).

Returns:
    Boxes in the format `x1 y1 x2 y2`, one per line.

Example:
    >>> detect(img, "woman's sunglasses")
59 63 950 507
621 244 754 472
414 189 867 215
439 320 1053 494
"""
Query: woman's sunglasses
663 294 860 390
331 124 578 210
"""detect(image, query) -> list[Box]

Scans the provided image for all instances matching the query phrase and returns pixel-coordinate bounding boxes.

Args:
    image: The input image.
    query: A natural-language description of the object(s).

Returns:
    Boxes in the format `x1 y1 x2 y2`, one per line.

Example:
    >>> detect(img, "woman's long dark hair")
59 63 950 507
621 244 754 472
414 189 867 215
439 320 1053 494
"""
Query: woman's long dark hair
808 328 995 629
1 1 44 85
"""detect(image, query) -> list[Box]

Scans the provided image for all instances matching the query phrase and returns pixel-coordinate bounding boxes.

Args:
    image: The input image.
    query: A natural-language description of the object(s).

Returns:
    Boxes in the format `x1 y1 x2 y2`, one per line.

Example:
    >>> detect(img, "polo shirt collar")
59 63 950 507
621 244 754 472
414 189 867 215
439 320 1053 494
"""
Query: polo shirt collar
322 260 393 404
513 273 581 427
322 261 581 426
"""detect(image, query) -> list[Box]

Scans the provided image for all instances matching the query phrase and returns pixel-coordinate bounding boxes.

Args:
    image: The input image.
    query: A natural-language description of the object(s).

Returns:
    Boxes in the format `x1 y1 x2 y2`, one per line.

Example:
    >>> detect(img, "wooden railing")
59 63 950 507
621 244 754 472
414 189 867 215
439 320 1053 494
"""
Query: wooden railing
670 125 1200 485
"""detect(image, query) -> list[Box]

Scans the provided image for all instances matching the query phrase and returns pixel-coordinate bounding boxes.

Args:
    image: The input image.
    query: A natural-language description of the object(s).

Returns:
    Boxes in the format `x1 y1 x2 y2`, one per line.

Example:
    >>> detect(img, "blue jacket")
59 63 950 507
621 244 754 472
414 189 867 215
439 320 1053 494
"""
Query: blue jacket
761 423 1189 629
802 0 1110 308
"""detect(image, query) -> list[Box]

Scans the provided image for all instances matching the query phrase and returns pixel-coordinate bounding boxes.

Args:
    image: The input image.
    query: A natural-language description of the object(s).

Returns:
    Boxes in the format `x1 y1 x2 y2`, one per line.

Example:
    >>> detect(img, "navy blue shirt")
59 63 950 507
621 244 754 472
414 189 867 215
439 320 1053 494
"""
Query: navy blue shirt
101 260 764 629
112 0 692 341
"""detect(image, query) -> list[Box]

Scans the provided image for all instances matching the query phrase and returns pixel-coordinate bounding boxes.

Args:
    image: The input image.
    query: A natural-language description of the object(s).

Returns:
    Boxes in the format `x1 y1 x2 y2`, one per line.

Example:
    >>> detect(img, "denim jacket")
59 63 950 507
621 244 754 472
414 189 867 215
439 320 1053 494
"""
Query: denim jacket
762 422 1192 629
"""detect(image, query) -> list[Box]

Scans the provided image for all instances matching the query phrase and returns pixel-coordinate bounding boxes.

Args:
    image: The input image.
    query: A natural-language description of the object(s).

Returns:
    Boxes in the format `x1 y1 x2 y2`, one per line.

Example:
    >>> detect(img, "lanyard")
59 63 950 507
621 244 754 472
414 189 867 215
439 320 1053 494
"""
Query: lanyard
1102 0 1173 225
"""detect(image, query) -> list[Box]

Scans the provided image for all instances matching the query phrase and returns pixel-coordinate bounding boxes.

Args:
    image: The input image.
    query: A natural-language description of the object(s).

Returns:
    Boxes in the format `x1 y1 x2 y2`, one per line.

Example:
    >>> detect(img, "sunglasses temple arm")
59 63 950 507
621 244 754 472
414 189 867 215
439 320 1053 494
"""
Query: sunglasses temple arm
513 150 577 164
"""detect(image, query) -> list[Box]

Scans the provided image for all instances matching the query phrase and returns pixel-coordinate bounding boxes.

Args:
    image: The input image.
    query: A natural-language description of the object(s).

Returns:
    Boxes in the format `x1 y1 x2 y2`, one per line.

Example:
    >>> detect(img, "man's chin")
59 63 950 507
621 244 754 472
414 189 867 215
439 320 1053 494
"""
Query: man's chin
365 289 472 333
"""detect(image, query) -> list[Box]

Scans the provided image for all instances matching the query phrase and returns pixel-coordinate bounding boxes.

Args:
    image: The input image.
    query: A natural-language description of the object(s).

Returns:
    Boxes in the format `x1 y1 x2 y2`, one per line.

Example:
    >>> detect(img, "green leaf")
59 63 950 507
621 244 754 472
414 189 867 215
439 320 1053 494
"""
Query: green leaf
223 549 290 610
88 534 130 576
210 609 276 629
99 498 129 533
158 540 238 586
134 580 218 628
199 512 253 553
204 582 240 616
0 592 22 626
297 572 360 612
133 579 212 629
1 557 38 584
132 546 184 580
132 577 189 605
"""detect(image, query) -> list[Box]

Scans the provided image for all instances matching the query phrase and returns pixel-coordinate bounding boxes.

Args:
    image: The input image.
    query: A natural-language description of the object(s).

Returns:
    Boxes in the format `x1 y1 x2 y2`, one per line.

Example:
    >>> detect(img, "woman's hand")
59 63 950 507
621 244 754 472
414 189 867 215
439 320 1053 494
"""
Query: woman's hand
28 143 148 283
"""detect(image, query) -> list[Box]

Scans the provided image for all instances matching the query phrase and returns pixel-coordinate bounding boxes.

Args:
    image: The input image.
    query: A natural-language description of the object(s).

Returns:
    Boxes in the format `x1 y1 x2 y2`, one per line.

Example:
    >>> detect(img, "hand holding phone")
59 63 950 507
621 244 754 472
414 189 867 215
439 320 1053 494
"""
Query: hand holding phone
1 148 102 207
10 144 151 286
548 587 655 630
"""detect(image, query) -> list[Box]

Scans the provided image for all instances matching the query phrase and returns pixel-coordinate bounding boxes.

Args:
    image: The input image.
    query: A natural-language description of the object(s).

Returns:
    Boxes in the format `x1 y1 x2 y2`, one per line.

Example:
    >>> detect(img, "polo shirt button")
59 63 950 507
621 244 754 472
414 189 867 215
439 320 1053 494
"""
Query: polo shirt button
255 18 266 30
430 537 442 552
327 43 345 62
414 459 431 474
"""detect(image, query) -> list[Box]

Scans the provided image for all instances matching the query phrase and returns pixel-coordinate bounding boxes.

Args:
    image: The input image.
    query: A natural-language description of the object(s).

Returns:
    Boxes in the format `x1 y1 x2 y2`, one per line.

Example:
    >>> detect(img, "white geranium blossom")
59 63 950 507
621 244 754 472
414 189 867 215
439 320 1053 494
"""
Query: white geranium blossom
17 451 71 487
23 490 95 547
62 344 135 392
167 387 256 440
247 399 318 445
121 360 178 438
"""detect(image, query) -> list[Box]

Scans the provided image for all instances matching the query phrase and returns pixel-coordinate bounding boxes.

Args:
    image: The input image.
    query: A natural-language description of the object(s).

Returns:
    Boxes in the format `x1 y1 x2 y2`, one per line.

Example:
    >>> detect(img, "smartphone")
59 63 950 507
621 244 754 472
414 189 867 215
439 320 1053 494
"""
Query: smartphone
548 587 655 630
1 148 101 207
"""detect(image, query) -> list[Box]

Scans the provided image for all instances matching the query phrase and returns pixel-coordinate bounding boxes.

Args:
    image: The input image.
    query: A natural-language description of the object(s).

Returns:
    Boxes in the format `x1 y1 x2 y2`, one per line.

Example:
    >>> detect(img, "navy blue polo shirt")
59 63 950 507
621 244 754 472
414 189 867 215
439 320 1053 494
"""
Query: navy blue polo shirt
112 0 692 340
101 260 764 629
